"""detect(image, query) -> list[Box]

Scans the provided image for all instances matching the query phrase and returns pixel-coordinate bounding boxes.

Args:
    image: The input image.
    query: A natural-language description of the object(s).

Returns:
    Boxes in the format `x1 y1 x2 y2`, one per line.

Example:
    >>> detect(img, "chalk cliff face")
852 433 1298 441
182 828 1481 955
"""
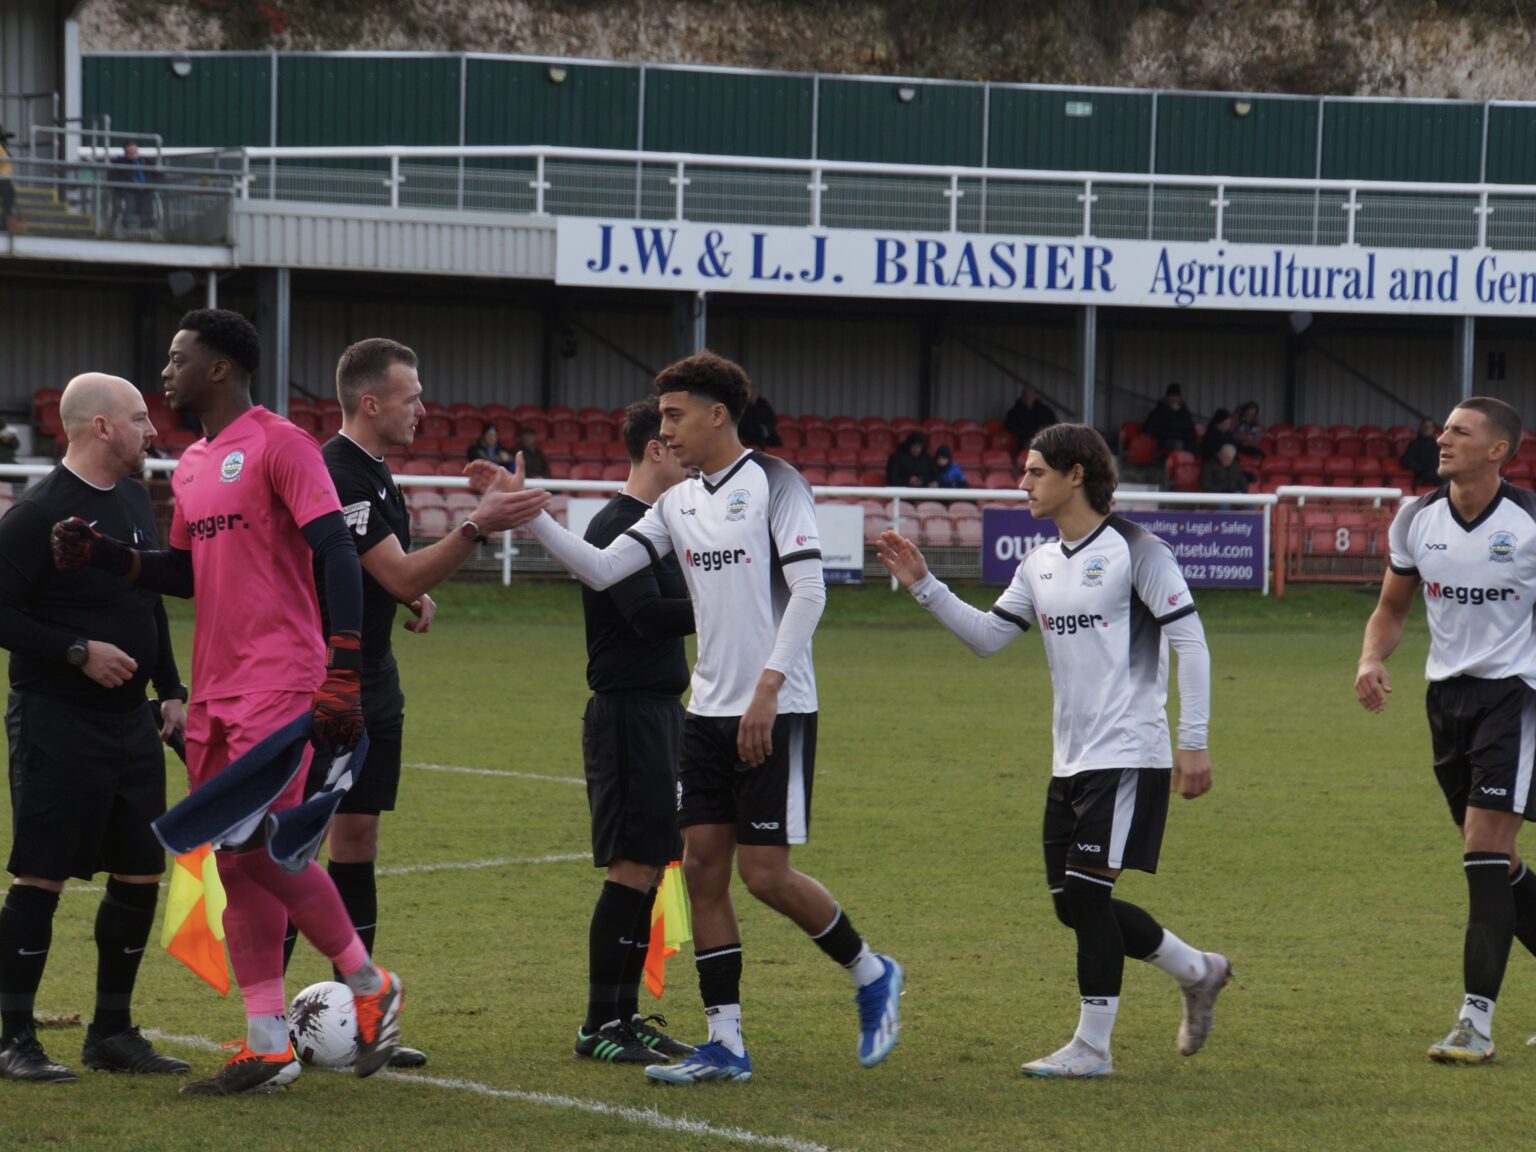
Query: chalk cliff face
80 0 1536 100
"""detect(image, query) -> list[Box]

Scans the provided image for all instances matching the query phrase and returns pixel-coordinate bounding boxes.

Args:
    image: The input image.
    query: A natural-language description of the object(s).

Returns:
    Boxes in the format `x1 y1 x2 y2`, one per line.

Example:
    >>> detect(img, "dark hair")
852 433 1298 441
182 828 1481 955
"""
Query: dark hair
335 337 417 416
1456 396 1523 463
1029 423 1118 515
622 395 664 462
653 350 752 421
480 421 497 438
179 308 260 378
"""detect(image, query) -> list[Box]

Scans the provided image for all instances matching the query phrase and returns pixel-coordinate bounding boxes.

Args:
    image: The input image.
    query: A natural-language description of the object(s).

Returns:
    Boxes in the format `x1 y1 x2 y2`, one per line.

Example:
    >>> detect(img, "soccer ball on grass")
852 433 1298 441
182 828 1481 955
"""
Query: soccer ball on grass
288 980 359 1068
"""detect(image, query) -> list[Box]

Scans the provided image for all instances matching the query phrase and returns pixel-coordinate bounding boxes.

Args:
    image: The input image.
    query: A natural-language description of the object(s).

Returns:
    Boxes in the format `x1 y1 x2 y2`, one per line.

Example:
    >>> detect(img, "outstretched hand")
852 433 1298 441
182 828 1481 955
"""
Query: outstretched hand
463 451 525 495
874 530 930 589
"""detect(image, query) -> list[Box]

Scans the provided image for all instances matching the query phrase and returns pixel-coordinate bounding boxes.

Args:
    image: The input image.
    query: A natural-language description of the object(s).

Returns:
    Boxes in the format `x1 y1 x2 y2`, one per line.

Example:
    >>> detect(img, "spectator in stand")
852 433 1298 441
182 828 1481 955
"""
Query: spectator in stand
1232 401 1265 462
466 422 512 466
514 428 550 479
1005 384 1056 451
0 417 18 464
886 431 938 489
1200 443 1249 498
108 143 157 231
932 444 968 489
0 126 23 235
1199 409 1235 462
1143 383 1198 458
737 391 781 448
1400 418 1441 488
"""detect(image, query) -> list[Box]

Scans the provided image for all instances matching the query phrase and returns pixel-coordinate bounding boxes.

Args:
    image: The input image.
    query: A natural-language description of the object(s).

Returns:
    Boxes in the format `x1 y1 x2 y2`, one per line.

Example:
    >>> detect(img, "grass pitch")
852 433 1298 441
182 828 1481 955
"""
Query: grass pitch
4 579 1531 1152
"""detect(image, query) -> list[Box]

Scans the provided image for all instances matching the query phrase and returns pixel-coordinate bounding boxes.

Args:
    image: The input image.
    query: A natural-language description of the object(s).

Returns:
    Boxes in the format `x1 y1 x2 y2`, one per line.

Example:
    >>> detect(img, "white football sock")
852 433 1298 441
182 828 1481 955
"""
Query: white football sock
846 943 886 988
1145 929 1207 987
1460 994 1494 1039
1073 996 1119 1055
247 1014 289 1055
706 1003 744 1056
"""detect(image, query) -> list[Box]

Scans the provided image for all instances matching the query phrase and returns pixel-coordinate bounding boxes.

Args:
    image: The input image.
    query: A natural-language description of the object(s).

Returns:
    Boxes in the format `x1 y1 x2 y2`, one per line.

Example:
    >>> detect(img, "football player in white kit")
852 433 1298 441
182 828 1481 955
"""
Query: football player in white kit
878 422 1229 1078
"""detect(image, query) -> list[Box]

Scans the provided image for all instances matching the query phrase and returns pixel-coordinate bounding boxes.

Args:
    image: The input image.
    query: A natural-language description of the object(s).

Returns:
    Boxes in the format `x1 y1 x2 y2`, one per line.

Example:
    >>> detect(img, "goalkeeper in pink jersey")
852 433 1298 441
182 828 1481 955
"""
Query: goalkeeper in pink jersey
52 309 403 1095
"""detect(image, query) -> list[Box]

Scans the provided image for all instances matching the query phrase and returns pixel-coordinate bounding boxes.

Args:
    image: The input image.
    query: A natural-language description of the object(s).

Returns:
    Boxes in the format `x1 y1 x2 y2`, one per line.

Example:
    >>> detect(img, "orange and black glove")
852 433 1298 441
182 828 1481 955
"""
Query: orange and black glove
51 517 134 576
312 632 364 749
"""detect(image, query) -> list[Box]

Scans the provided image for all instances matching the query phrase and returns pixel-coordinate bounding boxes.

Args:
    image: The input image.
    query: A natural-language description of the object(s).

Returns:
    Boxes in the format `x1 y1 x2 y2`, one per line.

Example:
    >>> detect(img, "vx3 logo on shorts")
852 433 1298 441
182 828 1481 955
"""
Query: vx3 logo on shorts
750 821 780 831
1478 786 1509 797
1076 842 1101 853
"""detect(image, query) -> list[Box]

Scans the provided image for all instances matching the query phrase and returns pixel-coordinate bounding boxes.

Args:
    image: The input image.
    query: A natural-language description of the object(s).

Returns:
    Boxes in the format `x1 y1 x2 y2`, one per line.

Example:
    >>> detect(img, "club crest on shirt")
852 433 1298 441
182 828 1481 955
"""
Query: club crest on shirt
1081 555 1108 587
1489 530 1517 563
219 450 245 484
725 489 751 522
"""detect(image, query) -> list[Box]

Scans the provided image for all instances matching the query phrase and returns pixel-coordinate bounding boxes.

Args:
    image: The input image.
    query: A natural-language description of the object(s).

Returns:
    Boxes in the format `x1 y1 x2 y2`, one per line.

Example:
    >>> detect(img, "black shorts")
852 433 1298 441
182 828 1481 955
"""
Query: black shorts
1427 675 1536 824
582 693 684 868
678 712 817 846
1042 768 1170 884
5 692 167 882
306 663 404 815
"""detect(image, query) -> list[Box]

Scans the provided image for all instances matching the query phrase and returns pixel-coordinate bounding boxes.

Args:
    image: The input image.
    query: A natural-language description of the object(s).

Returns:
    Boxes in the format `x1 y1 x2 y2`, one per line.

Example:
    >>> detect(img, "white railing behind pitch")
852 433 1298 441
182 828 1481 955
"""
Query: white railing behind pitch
0 462 1420 597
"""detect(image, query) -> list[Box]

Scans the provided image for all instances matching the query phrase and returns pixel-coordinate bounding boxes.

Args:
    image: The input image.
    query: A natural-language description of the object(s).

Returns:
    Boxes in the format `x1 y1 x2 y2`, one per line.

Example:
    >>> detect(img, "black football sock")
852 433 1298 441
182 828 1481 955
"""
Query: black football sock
0 884 60 1046
809 905 864 967
584 880 647 1034
616 886 657 1024
1112 899 1166 960
327 860 377 982
1064 870 1125 998
1463 852 1515 1033
92 878 158 1036
1509 861 1536 958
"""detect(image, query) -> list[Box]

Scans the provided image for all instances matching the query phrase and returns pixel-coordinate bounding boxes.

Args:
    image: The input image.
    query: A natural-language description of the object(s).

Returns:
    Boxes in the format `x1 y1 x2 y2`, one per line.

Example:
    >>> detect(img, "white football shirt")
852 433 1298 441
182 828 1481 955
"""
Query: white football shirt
990 515 1197 776
1387 482 1536 685
624 450 822 716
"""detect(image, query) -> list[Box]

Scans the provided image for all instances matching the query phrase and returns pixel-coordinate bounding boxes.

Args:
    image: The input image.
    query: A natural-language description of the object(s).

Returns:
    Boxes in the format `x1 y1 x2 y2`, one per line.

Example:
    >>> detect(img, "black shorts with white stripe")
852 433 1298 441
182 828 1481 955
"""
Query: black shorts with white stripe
1427 674 1536 825
1042 767 1170 883
678 712 817 845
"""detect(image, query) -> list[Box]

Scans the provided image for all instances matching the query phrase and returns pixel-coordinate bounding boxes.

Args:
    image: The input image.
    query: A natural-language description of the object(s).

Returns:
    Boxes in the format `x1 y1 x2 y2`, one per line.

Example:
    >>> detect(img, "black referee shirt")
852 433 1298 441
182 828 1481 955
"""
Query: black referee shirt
0 466 179 711
317 434 411 666
582 493 693 696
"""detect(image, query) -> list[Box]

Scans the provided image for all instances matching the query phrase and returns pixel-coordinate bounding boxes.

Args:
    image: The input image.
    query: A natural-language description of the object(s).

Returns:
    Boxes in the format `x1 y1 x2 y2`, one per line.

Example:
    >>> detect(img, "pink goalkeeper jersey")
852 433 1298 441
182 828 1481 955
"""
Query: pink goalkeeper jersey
169 407 340 701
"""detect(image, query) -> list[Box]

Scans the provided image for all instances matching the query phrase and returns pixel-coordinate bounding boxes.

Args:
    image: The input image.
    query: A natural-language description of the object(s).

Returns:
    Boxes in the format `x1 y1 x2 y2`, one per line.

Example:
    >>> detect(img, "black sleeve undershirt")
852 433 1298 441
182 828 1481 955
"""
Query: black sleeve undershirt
302 511 363 638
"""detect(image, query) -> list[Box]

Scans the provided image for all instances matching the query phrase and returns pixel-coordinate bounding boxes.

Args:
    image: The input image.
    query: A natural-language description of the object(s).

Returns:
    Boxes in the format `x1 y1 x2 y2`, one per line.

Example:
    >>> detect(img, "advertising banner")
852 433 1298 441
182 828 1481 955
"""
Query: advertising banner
556 217 1536 316
982 508 1265 589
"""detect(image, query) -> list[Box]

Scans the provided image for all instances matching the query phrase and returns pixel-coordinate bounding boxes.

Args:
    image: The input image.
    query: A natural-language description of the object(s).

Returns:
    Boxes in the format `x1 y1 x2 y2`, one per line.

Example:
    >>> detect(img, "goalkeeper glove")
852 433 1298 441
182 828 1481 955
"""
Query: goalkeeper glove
312 631 364 749
51 517 134 576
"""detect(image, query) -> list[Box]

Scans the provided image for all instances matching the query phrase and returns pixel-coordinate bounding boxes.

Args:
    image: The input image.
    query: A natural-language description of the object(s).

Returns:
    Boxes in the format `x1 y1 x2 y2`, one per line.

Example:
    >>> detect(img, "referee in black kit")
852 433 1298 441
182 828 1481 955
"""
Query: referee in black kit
295 338 528 1067
0 374 189 1082
572 396 698 1065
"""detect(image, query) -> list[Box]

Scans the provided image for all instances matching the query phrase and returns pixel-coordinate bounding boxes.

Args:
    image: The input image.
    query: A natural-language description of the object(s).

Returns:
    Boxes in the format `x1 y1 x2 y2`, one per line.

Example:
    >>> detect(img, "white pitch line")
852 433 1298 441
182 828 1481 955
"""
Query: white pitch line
140 1030 843 1152
406 762 585 786
65 851 587 894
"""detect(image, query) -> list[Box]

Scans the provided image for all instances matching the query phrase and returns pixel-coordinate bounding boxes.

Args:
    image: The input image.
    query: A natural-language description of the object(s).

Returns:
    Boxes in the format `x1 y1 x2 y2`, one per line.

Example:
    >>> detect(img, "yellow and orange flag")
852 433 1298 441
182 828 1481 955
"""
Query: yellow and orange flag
159 844 230 995
644 860 692 999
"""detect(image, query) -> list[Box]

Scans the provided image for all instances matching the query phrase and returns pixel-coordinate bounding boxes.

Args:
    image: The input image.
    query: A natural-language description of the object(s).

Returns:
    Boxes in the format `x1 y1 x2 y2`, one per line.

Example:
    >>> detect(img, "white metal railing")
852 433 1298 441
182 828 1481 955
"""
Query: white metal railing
159 143 1536 251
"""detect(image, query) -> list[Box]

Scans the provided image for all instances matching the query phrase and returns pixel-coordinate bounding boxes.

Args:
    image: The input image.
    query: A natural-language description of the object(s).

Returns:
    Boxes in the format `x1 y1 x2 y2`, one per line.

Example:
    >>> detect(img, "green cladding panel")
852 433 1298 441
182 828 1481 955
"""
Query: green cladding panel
1155 94 1318 178
1487 105 1536 184
1321 101 1483 183
817 78 983 166
643 69 813 157
83 54 271 147
465 59 639 149
277 56 460 145
987 89 1151 172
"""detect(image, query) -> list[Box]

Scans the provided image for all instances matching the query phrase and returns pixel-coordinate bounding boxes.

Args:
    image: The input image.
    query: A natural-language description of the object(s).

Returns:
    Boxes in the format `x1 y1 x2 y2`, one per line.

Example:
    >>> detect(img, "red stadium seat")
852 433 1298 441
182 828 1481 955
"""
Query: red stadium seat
859 415 890 430
827 468 860 487
453 415 485 439
602 462 629 481
834 428 863 449
549 418 581 442
957 431 987 453
864 429 896 453
1170 461 1200 492
569 462 605 481
1165 450 1197 483
922 419 952 441
544 441 574 464
581 417 615 442
953 448 982 470
399 460 436 475
1361 435 1392 458
420 414 452 439
983 471 1016 489
798 414 827 431
891 417 922 436
829 416 860 433
512 404 543 422
1272 433 1302 457
952 418 982 434
826 446 860 468
1125 434 1160 466
801 427 832 450
1353 456 1385 482
1333 434 1363 457
1327 424 1354 437
981 449 1013 472
955 517 983 546
446 402 478 418
1324 457 1356 483
436 458 466 476
1304 435 1333 457
918 514 955 547
765 446 796 464
859 469 886 487
1357 424 1384 437
572 440 608 462
547 406 577 421
800 466 828 485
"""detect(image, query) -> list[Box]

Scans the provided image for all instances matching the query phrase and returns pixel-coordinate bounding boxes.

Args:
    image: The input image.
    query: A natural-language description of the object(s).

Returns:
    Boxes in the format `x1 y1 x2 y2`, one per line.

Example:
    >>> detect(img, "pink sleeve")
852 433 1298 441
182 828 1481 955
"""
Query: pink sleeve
267 423 342 529
169 489 190 550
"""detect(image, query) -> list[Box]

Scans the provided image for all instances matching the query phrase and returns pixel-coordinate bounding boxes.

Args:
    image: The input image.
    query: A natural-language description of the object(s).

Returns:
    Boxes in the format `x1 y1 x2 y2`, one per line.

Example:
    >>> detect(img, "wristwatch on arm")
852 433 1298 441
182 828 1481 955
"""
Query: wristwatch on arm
65 638 89 668
459 519 487 545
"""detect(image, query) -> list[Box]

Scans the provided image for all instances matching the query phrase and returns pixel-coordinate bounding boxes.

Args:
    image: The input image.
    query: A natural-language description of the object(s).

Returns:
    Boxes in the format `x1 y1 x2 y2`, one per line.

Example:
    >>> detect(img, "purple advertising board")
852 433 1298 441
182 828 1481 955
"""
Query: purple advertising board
981 508 1265 589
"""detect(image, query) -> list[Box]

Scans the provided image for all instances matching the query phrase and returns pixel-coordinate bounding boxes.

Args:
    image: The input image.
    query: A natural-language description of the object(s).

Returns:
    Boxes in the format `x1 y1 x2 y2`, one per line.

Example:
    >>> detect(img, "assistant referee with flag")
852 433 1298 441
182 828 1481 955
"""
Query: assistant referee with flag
0 374 189 1082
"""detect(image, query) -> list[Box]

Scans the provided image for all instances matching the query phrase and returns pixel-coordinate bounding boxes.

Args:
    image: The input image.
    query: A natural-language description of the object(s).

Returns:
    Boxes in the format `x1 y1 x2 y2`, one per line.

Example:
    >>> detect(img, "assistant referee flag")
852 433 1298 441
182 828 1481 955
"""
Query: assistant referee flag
644 861 691 998
160 844 230 995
